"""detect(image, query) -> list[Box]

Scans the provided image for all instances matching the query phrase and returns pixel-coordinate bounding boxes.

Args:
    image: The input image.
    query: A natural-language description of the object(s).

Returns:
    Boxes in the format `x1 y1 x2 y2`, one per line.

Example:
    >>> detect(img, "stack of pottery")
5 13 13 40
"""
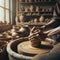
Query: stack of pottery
16 25 30 37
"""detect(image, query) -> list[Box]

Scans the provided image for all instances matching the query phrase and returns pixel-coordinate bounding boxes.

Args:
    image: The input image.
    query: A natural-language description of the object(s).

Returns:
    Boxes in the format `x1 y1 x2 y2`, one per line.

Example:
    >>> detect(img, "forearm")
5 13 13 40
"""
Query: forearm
41 19 55 29
45 19 55 27
48 26 60 36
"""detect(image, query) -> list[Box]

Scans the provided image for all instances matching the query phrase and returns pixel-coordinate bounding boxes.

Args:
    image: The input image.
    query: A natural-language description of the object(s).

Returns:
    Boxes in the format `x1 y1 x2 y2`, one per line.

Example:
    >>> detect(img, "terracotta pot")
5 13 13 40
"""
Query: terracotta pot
30 5 34 11
16 26 30 37
36 6 40 12
7 37 32 60
39 16 44 23
19 15 25 22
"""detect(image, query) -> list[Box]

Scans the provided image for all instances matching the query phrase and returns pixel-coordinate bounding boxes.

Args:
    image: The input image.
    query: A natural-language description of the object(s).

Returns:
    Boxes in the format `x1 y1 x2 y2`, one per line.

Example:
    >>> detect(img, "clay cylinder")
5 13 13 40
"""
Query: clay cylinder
29 34 41 48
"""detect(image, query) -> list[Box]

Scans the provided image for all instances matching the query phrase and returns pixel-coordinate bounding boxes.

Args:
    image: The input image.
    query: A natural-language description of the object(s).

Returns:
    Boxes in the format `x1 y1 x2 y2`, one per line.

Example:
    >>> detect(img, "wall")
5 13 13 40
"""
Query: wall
11 0 16 24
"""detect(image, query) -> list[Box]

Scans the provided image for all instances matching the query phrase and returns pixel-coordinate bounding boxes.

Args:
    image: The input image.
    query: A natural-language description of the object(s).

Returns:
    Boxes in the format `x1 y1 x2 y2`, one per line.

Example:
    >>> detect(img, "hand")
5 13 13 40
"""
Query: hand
41 25 46 29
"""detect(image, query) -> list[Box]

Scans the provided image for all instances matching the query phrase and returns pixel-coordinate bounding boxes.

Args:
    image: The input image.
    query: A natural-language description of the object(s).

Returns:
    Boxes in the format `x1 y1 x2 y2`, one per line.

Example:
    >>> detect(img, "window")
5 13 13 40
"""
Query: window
0 0 10 24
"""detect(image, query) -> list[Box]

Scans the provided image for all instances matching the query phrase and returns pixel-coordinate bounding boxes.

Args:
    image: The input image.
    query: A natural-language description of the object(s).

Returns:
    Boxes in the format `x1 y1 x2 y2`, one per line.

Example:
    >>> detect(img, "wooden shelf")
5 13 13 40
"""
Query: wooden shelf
25 14 53 16
19 11 53 13
16 0 56 24
18 22 46 26
19 1 56 4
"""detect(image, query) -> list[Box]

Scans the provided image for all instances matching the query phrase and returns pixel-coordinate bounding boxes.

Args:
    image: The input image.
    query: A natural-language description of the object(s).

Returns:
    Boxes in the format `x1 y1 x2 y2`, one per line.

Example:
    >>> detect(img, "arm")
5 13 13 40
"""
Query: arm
47 26 60 36
41 19 55 28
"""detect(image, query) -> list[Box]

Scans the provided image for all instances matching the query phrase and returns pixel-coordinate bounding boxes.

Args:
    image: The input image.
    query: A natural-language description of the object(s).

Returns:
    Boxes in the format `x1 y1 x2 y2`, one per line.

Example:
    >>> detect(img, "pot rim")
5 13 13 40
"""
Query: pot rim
7 37 32 59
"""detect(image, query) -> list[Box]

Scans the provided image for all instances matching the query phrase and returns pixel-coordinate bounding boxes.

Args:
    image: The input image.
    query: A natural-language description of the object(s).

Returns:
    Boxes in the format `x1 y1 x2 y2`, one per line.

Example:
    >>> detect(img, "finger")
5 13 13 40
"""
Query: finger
31 26 36 32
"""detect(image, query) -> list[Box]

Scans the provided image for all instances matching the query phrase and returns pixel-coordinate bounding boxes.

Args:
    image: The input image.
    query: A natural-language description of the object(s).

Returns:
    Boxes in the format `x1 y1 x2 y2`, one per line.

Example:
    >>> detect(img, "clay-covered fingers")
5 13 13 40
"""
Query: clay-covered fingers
29 34 39 40
29 34 42 42
41 25 46 29
43 30 52 35
30 26 40 33
33 29 41 33
30 26 36 33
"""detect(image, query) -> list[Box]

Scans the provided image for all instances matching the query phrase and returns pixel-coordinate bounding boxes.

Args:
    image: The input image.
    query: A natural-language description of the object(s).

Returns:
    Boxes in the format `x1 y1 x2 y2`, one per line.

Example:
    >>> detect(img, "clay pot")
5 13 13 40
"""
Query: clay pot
30 5 34 11
34 18 38 23
29 35 41 47
39 16 44 23
42 8 45 12
16 25 30 37
7 37 32 60
0 33 11 42
25 6 29 12
19 14 25 22
12 25 20 31
36 6 40 12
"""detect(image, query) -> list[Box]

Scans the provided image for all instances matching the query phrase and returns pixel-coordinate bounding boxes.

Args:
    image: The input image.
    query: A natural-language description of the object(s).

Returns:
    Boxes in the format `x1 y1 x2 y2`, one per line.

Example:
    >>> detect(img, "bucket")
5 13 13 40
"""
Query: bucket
7 37 32 60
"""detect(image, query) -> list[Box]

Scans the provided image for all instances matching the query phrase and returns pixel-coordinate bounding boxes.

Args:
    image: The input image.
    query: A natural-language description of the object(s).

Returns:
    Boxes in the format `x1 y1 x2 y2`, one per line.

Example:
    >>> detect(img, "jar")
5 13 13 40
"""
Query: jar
36 6 40 12
34 18 38 23
19 14 25 22
25 6 29 12
18 25 30 37
39 16 44 23
29 0 32 2
42 8 45 12
30 5 34 11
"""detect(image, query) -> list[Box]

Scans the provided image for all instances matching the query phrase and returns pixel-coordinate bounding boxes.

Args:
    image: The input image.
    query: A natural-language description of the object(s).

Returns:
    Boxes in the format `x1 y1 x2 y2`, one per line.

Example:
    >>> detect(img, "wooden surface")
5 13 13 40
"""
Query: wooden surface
17 41 53 56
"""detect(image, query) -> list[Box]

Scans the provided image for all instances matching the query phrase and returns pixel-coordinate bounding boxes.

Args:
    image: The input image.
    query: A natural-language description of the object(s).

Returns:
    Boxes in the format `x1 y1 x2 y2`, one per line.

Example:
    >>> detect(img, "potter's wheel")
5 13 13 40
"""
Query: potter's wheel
17 41 53 56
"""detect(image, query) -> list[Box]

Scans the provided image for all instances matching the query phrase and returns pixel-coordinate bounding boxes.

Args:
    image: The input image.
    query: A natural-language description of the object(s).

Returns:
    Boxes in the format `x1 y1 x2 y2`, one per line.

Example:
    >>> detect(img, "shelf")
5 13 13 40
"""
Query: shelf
19 2 56 5
18 14 53 16
18 22 46 26
25 14 53 16
16 0 56 23
19 1 56 4
19 11 53 13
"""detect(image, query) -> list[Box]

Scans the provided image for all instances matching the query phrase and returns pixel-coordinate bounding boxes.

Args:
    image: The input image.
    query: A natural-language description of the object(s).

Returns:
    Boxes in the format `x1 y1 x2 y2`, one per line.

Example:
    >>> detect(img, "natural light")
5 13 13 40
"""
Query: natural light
0 0 10 23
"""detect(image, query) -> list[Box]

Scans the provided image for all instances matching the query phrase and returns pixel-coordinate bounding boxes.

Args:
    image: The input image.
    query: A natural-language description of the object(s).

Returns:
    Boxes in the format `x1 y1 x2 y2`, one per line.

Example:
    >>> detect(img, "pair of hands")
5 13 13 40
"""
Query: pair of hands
44 26 60 36
29 26 60 39
29 26 47 42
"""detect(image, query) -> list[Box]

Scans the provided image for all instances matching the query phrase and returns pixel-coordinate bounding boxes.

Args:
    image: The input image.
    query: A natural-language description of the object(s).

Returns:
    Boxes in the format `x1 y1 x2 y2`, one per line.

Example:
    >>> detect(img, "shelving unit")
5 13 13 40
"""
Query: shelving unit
16 0 56 24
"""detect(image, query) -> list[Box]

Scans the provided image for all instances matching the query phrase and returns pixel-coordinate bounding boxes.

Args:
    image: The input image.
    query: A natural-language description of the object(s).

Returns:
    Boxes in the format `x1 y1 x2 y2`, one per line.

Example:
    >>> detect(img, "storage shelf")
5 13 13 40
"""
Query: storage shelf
18 22 46 26
16 0 56 24
25 14 53 16
19 2 56 6
19 1 56 4
19 11 53 13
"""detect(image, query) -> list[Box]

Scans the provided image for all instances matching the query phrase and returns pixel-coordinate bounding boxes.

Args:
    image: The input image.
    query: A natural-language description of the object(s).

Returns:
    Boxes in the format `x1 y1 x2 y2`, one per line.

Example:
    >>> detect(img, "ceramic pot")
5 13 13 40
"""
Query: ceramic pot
7 37 32 60
19 15 25 22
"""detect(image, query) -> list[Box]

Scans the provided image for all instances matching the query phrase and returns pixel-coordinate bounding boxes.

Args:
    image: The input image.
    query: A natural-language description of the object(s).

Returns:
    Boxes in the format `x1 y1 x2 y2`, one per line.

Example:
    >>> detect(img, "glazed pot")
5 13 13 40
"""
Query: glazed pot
7 37 32 60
